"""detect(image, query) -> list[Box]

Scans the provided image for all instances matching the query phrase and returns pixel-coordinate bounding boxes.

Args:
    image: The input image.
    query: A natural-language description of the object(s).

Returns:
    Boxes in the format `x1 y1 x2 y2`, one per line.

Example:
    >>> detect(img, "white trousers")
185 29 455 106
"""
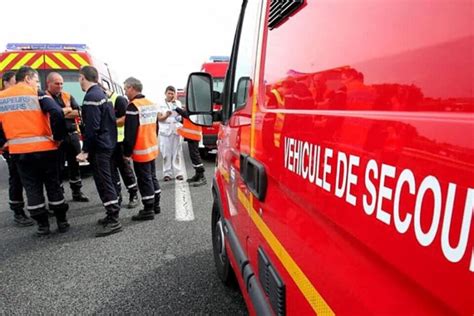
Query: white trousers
160 133 183 178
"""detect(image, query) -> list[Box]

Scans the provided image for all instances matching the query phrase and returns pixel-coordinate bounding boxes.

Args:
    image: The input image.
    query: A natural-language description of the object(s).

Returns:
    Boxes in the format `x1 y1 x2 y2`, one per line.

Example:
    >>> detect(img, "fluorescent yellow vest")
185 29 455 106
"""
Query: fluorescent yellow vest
109 92 125 142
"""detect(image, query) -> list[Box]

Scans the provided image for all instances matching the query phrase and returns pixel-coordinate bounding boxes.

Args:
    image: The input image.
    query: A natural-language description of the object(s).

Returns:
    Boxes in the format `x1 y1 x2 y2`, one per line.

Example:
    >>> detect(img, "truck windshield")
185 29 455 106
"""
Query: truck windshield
213 77 225 93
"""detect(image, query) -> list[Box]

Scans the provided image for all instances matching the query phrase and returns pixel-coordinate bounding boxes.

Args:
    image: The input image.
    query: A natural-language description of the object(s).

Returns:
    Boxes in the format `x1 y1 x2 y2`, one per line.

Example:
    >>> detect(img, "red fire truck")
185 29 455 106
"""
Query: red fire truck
0 43 123 100
199 56 229 156
0 43 123 166
185 0 473 315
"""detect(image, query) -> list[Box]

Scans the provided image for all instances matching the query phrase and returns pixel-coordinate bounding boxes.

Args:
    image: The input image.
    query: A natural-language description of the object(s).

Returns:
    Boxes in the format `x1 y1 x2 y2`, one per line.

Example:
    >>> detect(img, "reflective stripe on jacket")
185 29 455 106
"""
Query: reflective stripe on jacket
132 98 159 162
0 83 57 154
178 118 202 141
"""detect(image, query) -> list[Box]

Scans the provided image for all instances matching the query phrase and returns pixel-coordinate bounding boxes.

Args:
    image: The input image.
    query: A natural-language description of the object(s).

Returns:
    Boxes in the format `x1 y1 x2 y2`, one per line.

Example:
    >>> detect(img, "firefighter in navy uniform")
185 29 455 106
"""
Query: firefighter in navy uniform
122 77 161 220
0 70 34 226
0 66 69 235
46 72 89 202
105 88 139 209
76 66 121 237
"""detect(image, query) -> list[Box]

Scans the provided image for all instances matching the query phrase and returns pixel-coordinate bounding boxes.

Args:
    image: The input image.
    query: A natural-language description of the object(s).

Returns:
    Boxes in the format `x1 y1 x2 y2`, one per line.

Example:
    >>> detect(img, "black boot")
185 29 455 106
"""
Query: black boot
127 190 139 209
97 216 108 226
154 193 161 214
53 203 70 233
13 209 34 227
186 173 200 183
72 190 89 202
96 214 122 237
31 212 50 236
132 203 155 221
191 172 207 187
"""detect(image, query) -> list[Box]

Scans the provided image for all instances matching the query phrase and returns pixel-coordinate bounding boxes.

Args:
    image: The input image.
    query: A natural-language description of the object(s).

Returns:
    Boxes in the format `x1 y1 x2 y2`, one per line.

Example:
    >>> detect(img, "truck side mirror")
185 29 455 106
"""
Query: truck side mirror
186 72 214 126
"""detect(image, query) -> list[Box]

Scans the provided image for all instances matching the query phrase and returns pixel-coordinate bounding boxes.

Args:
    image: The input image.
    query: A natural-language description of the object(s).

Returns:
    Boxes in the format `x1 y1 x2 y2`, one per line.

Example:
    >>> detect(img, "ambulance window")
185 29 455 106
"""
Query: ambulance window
230 0 263 114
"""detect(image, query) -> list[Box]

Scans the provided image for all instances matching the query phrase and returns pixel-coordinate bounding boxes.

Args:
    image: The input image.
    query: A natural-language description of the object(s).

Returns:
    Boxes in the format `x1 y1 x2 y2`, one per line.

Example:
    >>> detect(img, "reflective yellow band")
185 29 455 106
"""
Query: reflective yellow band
12 53 35 70
45 55 60 69
70 53 89 66
238 189 334 315
53 53 78 69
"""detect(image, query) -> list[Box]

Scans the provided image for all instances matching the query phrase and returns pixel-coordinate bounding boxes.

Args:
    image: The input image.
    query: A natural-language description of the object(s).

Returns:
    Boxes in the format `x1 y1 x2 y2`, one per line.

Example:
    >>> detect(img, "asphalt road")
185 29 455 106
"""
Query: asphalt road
0 147 247 315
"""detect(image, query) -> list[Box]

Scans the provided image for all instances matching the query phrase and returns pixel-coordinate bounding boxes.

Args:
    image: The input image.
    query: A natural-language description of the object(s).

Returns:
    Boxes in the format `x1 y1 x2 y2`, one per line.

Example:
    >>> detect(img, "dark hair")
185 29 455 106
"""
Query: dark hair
2 70 16 85
15 66 38 83
165 85 176 93
79 65 99 83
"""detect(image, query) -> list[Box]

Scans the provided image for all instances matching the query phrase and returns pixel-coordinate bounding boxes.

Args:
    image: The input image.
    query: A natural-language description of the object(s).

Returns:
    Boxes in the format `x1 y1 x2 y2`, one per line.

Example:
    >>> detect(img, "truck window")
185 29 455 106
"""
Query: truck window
213 77 225 94
229 0 263 114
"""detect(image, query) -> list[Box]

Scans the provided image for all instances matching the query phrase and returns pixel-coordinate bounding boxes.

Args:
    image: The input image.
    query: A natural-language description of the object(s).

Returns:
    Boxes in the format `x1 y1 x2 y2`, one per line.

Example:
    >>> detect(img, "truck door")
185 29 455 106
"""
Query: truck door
218 0 264 274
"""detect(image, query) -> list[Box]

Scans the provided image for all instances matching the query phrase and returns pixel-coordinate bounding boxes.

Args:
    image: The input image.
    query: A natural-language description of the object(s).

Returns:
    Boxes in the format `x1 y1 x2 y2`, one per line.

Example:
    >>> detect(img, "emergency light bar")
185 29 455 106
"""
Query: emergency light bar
6 43 88 51
209 56 230 62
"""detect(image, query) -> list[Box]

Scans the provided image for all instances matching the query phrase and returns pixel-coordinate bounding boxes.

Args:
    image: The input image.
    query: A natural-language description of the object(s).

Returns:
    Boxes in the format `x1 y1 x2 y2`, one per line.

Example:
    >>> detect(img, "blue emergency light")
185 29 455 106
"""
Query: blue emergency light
6 43 88 51
209 56 230 62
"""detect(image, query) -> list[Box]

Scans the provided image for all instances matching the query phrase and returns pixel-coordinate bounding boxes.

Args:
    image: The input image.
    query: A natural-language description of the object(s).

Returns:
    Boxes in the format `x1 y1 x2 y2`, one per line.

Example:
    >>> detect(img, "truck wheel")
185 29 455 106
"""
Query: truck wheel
211 196 236 286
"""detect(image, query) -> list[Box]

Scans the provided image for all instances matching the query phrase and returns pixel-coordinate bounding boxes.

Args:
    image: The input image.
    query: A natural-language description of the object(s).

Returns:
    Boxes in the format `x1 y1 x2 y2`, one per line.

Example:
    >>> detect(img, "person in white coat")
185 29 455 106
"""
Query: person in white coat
157 85 184 181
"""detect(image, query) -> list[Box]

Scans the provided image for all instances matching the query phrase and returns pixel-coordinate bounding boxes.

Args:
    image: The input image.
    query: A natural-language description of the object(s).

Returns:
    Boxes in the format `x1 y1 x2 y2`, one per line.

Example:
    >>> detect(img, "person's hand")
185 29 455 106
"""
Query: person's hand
123 155 132 161
76 151 88 162
63 108 73 115
166 110 172 117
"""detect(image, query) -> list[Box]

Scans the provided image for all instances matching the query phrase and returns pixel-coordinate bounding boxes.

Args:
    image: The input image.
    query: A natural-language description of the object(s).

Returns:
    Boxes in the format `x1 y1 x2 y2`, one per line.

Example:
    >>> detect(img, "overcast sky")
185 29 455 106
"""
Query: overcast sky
1 0 242 101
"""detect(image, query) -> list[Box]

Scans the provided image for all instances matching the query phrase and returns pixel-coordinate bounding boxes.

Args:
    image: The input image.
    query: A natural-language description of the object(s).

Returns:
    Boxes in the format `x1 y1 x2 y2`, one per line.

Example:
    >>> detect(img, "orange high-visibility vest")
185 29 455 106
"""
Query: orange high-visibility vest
46 90 71 108
47 90 81 133
178 118 202 141
132 98 159 162
0 83 57 154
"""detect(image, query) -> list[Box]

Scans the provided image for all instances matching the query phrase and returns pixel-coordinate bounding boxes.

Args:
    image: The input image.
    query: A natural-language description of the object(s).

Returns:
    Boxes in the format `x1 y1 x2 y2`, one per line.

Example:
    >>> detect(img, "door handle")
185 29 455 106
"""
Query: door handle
240 153 267 201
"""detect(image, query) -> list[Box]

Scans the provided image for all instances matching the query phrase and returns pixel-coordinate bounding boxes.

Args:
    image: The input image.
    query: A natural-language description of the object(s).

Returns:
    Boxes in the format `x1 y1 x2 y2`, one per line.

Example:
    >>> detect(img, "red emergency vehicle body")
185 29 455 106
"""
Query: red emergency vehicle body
206 0 473 315
200 59 228 153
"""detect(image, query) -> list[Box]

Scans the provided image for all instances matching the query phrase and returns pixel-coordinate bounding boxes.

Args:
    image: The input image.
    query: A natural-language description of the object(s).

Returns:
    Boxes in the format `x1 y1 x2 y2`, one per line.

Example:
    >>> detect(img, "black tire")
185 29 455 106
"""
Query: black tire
211 193 236 286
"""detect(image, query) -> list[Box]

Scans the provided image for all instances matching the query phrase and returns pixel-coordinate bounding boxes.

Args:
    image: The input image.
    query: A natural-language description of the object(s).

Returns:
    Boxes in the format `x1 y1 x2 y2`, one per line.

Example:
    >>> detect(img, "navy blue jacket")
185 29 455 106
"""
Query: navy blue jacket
38 91 66 142
81 84 117 152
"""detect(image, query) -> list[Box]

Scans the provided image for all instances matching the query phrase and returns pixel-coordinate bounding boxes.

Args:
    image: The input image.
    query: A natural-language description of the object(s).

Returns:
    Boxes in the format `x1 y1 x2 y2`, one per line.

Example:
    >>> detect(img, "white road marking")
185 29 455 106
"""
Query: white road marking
175 145 195 221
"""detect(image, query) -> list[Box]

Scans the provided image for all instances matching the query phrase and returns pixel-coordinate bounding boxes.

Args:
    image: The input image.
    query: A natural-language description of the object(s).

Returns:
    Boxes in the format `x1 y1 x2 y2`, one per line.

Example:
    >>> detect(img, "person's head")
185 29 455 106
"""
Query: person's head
46 72 64 95
79 65 99 91
15 66 40 91
165 85 176 102
1 70 16 90
123 77 143 100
